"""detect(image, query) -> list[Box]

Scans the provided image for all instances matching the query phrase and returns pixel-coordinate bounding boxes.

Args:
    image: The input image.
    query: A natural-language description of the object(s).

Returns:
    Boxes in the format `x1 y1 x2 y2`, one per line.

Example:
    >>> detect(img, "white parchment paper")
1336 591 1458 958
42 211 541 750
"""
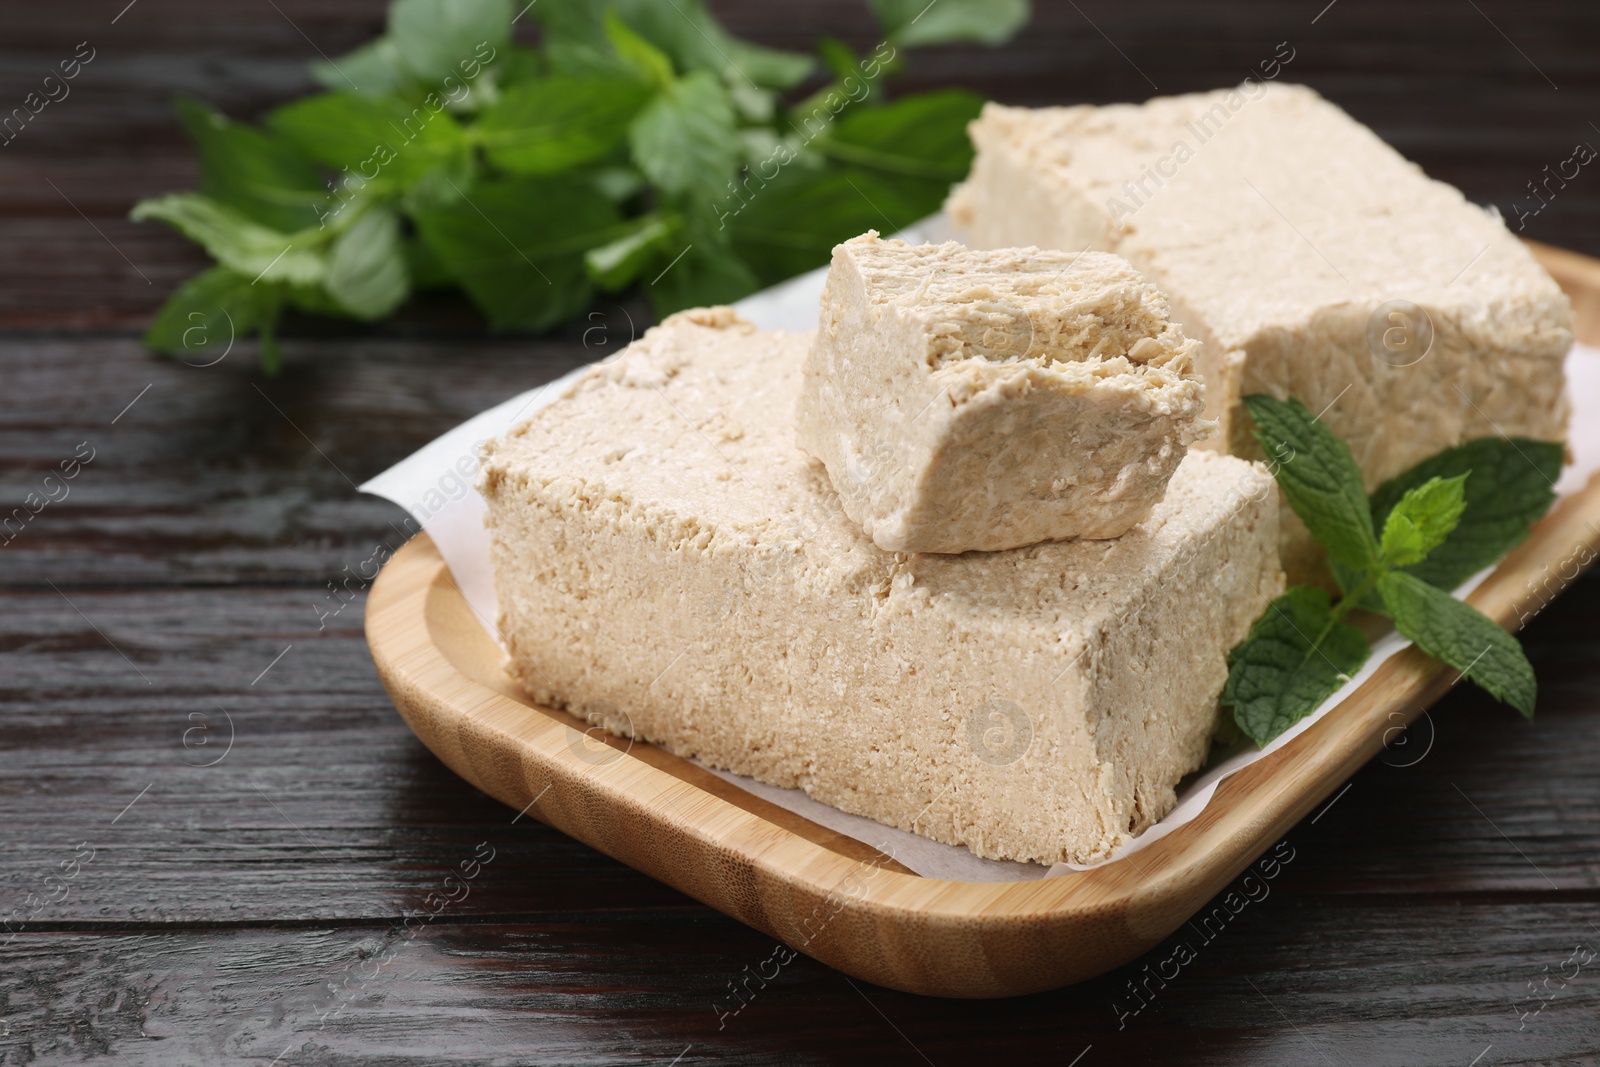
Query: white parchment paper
362 220 1600 883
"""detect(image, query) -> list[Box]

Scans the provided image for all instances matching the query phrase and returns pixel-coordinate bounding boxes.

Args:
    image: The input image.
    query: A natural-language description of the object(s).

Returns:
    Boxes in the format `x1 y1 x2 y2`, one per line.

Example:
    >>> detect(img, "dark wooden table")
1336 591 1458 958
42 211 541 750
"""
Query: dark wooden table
4 1 1599 1063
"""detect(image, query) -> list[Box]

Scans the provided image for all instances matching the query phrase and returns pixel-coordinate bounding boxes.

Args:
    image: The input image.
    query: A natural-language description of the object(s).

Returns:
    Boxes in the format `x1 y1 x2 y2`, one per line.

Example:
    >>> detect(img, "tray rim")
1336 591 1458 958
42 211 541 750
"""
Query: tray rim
365 241 1600 997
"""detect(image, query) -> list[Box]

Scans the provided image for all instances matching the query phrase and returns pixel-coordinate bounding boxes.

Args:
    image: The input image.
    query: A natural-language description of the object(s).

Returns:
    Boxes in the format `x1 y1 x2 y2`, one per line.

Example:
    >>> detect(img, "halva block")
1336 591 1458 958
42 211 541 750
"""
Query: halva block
480 308 1284 865
796 232 1212 553
948 82 1572 582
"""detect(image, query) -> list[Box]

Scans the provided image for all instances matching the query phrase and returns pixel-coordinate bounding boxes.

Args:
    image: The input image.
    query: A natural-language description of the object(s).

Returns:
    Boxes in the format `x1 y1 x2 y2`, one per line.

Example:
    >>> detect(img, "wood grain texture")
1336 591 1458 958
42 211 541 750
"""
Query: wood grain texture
3 0 1600 1059
5 902 1600 1066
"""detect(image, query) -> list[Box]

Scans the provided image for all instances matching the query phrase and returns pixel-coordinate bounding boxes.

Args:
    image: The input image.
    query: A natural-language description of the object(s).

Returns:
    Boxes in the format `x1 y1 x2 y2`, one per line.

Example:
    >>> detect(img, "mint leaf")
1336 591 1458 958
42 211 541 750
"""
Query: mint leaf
131 194 325 284
538 8 640 84
532 0 811 89
1380 474 1467 568
1378 570 1536 718
792 39 901 119
604 11 675 89
411 175 624 330
1371 437 1563 590
268 93 469 186
175 98 325 232
543 42 633 81
311 37 408 96
648 240 759 317
389 0 511 86
728 81 777 125
1222 586 1372 745
496 45 544 88
1242 394 1381 574
815 89 984 181
477 77 651 175
870 0 1030 47
143 265 288 373
142 266 271 362
404 234 455 290
729 167 955 287
585 213 675 291
591 166 647 203
286 280 359 319
816 38 888 105
401 155 477 216
325 207 409 319
610 0 812 89
524 0 637 80
629 70 742 205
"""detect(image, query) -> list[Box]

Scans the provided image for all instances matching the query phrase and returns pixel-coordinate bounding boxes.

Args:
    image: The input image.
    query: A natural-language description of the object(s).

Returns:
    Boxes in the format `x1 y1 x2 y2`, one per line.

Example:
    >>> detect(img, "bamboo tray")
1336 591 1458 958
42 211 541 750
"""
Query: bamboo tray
365 242 1600 999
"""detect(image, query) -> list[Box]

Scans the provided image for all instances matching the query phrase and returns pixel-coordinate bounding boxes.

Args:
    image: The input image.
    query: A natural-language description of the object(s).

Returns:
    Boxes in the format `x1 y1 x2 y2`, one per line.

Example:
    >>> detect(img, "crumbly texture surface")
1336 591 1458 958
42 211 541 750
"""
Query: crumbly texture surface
947 82 1572 583
480 308 1284 866
796 232 1212 554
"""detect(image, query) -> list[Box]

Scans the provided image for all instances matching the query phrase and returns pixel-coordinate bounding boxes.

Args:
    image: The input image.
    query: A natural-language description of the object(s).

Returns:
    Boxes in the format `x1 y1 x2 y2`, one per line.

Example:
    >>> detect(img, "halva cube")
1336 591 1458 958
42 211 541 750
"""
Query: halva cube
796 232 1212 553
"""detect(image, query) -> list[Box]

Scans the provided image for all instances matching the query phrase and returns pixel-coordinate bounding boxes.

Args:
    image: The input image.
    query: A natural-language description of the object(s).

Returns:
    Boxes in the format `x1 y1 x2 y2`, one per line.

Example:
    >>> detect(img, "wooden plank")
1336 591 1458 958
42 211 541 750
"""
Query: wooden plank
0 587 695 924
2 901 1598 1065
0 336 601 585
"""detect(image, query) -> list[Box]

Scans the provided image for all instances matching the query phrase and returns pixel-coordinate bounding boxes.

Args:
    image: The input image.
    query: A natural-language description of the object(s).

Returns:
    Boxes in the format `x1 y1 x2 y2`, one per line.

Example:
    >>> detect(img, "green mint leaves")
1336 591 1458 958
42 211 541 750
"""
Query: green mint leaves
1378 474 1467 568
129 195 327 285
132 0 1028 370
1368 437 1563 590
310 0 510 97
325 206 409 320
1222 394 1558 746
1222 586 1372 746
1241 394 1380 573
870 0 1030 47
387 0 513 89
629 70 744 207
409 176 626 332
173 96 326 233
1377 571 1536 716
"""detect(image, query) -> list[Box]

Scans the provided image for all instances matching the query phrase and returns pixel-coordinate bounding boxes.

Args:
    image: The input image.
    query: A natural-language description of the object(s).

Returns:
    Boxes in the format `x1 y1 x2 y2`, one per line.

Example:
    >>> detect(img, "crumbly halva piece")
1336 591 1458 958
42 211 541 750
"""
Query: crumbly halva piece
480 308 1283 865
795 232 1212 554
948 82 1572 582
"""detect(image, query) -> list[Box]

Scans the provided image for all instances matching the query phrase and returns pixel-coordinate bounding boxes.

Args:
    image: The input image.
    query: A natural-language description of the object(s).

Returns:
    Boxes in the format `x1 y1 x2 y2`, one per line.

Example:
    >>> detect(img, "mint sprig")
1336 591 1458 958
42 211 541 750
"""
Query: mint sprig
1366 436 1563 590
1222 395 1558 746
131 0 1028 370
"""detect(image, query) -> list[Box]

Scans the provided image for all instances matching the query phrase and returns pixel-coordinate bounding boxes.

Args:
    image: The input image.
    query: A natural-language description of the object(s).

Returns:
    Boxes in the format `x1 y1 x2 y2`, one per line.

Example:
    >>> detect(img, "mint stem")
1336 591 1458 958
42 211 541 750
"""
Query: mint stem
1292 570 1379 680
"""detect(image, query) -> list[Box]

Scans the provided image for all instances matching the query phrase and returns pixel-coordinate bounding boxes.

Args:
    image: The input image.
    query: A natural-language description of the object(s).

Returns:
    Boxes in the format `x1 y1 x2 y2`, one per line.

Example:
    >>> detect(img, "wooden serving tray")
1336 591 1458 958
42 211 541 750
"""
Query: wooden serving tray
366 243 1600 999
